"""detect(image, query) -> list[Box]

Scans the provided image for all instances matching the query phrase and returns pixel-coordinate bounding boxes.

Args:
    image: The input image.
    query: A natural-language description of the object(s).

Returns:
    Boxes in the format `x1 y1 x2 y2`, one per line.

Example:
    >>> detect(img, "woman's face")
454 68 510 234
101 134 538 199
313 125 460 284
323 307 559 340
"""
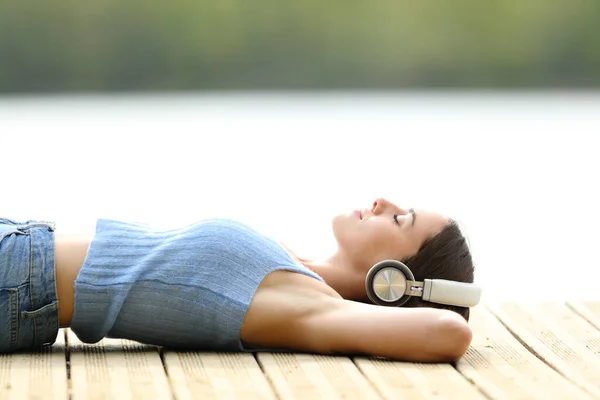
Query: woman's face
332 197 449 271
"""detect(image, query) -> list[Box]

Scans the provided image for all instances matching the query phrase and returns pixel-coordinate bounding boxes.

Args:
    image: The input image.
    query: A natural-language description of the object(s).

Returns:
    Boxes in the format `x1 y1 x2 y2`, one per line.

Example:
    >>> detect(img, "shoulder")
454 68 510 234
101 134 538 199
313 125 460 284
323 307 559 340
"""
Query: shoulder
239 270 340 349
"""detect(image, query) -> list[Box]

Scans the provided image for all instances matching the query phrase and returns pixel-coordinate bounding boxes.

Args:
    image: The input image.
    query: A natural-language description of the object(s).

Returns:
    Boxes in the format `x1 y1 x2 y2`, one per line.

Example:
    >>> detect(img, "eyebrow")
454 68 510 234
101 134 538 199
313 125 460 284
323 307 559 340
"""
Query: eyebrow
409 208 417 227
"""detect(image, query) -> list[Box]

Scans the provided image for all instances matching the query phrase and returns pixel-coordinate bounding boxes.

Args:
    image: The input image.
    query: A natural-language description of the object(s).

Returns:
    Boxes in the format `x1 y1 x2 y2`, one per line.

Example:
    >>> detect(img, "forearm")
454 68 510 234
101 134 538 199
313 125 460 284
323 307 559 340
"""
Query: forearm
357 309 473 362
307 300 473 362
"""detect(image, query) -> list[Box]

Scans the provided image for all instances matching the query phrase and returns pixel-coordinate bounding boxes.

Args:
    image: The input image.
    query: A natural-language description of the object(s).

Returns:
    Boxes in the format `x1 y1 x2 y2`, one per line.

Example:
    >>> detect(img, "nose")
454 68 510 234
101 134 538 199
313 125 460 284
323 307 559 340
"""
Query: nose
371 198 389 215
372 198 408 216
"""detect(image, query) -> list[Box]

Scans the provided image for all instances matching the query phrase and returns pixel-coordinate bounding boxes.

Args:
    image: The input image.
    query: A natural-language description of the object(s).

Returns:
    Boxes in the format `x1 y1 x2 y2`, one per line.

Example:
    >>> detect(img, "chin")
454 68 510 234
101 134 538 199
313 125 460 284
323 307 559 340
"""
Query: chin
331 213 342 231
332 211 352 227
331 214 343 239
331 213 355 243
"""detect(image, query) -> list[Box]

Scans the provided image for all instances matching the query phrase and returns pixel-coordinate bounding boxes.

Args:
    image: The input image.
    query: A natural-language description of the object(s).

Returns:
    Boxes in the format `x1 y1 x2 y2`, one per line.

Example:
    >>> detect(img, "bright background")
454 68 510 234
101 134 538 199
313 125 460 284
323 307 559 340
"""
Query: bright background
2 92 598 302
2 1 599 302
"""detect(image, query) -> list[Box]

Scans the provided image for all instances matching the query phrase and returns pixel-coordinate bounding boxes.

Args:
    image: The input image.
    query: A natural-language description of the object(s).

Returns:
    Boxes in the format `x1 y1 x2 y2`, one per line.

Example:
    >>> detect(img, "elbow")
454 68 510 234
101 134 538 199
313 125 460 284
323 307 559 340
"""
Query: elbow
436 313 473 362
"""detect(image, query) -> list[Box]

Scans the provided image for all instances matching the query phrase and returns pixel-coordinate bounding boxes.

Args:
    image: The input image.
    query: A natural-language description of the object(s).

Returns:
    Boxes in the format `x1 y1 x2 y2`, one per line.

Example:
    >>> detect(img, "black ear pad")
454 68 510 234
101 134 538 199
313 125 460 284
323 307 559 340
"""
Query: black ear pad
365 260 415 307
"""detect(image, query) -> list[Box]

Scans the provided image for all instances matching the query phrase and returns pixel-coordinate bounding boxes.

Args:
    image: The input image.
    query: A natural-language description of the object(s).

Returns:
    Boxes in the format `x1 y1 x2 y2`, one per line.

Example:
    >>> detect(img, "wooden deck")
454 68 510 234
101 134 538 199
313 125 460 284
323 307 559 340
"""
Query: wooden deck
2 301 600 399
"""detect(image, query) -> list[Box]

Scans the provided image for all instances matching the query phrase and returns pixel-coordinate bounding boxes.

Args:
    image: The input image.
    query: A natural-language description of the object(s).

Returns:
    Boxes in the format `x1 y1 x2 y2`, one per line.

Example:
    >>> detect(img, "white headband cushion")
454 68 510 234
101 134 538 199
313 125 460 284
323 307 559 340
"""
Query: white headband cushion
423 279 481 307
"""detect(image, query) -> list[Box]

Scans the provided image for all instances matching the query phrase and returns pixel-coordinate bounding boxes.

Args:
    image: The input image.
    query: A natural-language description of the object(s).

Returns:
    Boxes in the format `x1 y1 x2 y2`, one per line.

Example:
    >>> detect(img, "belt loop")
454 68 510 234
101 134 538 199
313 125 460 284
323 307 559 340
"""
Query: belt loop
41 221 56 232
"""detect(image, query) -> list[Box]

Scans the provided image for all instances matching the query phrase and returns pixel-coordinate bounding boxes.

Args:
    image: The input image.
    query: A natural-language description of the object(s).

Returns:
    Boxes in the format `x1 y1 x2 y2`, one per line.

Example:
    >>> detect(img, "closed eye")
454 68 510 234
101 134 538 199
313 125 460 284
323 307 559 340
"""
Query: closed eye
409 208 417 227
393 211 416 227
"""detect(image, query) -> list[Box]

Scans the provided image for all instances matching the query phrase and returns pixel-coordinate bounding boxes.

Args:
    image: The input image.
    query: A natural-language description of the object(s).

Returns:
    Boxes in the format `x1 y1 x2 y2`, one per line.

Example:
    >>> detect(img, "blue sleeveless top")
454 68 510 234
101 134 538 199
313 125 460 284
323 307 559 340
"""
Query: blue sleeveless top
70 218 324 351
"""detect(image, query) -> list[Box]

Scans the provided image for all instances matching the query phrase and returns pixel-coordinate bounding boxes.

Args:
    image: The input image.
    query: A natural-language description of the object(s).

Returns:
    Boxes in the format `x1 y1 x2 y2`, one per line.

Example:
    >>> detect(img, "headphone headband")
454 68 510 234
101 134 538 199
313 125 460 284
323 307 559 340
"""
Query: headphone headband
423 279 481 307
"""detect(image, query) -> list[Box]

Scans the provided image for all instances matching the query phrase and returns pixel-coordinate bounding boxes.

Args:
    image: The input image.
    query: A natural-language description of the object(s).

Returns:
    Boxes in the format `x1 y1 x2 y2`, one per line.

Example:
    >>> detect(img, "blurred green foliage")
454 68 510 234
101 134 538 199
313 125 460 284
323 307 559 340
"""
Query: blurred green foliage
1 0 599 92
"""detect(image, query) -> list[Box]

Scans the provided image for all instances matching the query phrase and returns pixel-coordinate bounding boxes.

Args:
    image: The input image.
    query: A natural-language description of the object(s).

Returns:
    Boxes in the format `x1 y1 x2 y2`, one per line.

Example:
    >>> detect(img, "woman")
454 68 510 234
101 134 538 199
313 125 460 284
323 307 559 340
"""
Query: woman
1 198 476 362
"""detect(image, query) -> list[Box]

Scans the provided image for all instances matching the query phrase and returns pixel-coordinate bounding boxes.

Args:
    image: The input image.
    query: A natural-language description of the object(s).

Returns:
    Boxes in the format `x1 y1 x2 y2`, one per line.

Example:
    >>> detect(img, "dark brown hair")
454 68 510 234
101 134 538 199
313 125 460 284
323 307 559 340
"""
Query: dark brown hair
401 220 475 321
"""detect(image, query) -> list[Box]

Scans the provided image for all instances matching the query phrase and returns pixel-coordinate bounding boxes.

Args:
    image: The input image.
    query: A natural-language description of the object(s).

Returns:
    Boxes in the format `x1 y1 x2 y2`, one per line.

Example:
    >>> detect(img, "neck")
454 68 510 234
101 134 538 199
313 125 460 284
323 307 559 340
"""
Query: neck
300 252 369 302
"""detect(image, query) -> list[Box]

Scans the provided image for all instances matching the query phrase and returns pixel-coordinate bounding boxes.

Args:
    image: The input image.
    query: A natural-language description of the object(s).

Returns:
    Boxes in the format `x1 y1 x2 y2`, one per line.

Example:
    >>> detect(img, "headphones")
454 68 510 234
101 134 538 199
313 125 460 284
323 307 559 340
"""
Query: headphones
365 260 481 307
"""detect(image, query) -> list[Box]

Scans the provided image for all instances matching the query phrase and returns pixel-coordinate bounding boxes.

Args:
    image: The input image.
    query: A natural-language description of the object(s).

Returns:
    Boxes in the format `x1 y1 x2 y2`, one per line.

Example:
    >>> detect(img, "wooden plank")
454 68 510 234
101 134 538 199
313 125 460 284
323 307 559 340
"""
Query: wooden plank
355 357 485 400
67 329 171 400
0 328 68 400
487 302 600 399
456 306 593 400
257 352 380 400
164 351 276 400
568 301 600 331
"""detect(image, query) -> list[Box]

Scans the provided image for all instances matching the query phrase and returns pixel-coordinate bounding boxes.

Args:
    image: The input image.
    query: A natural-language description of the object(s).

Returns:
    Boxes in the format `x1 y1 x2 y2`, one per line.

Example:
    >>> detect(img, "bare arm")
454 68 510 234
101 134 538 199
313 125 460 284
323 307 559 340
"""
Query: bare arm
241 271 471 362
301 298 473 362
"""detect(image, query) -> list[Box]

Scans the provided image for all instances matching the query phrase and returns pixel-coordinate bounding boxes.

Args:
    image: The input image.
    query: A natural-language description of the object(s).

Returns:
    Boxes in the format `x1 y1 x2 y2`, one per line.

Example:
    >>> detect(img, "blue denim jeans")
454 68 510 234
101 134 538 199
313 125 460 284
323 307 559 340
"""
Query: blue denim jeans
0 218 59 353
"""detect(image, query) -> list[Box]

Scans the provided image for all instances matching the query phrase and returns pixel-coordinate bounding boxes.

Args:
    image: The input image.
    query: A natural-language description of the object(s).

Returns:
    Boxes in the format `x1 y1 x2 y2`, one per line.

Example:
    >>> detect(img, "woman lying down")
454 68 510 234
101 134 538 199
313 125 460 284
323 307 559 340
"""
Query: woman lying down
0 197 480 362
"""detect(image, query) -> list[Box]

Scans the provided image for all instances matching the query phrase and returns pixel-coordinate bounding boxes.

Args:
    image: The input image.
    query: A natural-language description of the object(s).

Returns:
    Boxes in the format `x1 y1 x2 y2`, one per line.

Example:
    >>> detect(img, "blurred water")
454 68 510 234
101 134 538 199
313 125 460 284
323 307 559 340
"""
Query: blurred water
1 92 599 301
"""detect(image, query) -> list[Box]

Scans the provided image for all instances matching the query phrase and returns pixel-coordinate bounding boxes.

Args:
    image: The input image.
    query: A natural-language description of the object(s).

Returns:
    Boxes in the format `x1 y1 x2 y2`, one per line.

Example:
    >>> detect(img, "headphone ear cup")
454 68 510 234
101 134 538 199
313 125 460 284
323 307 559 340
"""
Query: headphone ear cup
365 260 415 307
